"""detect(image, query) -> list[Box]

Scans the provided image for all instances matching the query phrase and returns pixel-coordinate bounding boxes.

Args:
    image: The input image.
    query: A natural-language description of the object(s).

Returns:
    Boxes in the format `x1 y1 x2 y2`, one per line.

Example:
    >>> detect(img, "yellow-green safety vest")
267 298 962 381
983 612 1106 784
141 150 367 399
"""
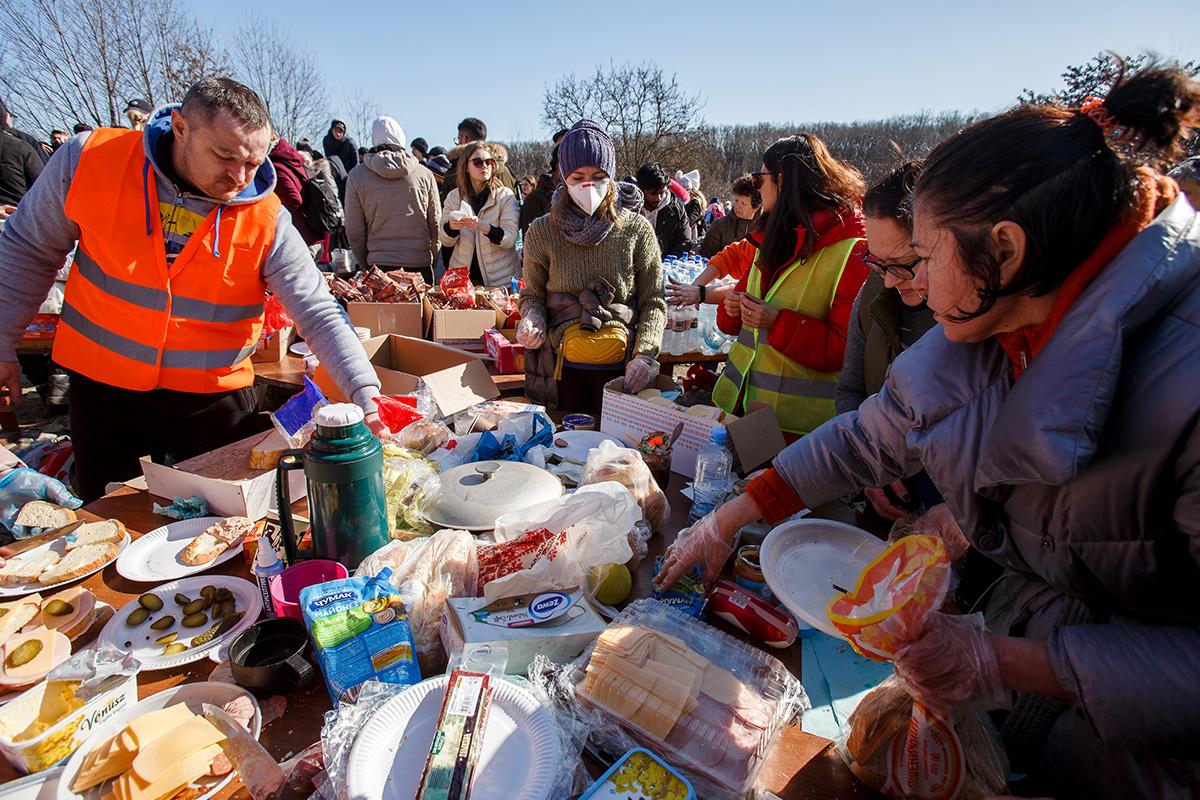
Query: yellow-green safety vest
712 236 861 435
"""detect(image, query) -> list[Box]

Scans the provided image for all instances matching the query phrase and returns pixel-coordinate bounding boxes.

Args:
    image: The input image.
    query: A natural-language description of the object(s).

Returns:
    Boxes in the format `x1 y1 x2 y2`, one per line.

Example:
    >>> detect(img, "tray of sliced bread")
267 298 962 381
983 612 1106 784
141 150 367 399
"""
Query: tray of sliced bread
0 519 129 598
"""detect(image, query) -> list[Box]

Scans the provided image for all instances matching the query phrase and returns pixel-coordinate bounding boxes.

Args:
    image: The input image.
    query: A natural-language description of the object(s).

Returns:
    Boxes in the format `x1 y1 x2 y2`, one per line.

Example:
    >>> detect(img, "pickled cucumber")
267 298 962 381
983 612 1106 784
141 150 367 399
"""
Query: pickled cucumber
150 615 175 631
5 640 43 668
182 612 208 628
137 594 163 612
126 607 150 626
44 599 74 617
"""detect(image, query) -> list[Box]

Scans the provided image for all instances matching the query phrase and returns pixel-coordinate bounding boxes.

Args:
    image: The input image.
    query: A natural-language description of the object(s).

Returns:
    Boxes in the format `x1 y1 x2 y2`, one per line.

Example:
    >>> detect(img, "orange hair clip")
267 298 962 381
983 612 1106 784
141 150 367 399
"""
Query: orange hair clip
1079 96 1119 137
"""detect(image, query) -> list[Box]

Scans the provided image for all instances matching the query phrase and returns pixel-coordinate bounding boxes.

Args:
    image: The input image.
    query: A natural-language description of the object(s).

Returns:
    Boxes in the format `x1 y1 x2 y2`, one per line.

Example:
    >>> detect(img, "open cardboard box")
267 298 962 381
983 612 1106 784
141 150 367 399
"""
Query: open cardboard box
138 429 307 520
422 293 503 344
346 301 423 340
600 376 786 477
250 326 294 363
314 334 499 418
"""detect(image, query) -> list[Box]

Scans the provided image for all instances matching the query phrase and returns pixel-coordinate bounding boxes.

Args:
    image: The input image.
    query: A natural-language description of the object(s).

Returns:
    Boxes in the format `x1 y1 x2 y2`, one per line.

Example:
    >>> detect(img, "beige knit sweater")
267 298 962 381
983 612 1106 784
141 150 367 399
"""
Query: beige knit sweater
519 209 666 356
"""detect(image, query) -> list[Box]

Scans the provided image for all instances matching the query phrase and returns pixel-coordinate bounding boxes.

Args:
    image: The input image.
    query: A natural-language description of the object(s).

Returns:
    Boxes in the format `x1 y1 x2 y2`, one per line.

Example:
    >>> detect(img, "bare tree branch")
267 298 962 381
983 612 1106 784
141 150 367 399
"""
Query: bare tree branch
234 15 328 143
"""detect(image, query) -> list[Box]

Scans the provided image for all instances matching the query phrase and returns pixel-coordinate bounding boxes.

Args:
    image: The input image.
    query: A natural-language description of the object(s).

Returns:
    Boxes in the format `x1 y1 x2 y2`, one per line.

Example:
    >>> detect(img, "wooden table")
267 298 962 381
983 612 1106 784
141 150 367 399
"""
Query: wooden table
253 354 527 396
0 481 881 799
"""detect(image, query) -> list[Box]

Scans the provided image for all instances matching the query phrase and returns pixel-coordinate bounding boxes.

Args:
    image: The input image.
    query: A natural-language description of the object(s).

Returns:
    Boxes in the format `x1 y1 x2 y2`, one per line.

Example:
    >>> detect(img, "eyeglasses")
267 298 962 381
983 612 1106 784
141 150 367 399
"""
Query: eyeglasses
750 171 774 190
862 250 920 279
470 158 496 169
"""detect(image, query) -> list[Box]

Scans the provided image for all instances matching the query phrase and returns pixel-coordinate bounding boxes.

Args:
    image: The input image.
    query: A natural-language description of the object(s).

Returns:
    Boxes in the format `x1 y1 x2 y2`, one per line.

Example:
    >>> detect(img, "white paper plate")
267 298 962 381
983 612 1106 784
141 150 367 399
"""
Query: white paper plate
760 519 887 637
0 533 130 598
528 430 624 467
289 341 312 357
346 675 561 800
98 576 261 670
115 516 244 582
57 682 261 800
0 766 60 800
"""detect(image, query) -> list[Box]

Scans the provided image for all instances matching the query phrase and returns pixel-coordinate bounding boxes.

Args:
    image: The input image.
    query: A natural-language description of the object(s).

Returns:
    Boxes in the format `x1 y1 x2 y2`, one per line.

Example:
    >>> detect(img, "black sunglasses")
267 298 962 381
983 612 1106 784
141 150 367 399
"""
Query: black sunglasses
470 157 496 168
750 170 774 189
862 251 920 280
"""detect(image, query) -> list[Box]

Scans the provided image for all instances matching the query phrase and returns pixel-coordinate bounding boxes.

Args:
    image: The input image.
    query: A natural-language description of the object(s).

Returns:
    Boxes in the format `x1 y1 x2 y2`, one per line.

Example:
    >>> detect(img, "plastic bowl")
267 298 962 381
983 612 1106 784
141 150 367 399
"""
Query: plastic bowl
269 559 349 621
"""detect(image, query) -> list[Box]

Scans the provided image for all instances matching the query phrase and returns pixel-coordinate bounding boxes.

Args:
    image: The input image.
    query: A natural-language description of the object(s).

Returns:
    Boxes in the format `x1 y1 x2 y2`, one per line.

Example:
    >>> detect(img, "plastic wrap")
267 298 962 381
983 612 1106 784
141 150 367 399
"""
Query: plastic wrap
394 419 451 455
542 599 808 800
320 679 409 799
261 294 294 337
380 444 440 539
355 530 479 675
580 440 671 533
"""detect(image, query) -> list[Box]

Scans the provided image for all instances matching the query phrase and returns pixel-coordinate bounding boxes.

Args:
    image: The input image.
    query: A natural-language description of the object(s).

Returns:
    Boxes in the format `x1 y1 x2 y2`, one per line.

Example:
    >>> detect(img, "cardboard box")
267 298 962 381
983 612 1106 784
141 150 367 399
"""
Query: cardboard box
423 293 502 344
250 326 294 363
139 430 307 521
440 591 607 675
481 329 524 374
599 377 785 478
314 335 499 418
346 301 423 339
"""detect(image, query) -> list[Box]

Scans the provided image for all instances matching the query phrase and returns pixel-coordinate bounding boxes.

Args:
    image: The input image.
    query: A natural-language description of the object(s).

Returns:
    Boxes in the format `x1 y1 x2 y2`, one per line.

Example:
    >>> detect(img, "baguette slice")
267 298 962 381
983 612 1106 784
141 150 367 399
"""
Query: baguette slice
66 519 127 550
180 533 225 566
36 543 117 585
15 501 77 530
0 551 61 585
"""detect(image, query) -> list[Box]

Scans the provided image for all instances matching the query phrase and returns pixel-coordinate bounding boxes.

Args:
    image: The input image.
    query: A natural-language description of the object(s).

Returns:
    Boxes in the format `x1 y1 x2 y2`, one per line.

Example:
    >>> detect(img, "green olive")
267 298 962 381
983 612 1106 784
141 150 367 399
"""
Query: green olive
44 599 74 617
149 615 175 631
173 593 191 606
6 640 43 669
182 599 207 616
162 643 188 655
155 633 177 645
137 594 163 612
126 607 150 627
182 612 208 628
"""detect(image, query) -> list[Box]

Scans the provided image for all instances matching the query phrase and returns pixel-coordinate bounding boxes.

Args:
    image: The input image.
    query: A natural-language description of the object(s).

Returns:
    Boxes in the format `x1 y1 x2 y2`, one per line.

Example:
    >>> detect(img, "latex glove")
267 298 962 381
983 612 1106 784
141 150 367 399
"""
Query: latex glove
654 512 734 590
910 502 970 560
623 354 659 394
894 612 1010 718
0 467 83 538
665 277 700 306
516 312 546 349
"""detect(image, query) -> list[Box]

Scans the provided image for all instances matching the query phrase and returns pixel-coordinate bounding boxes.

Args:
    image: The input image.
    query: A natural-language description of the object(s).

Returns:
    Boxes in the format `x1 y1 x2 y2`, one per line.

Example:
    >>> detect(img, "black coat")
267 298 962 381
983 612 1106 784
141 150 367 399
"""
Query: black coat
651 197 695 258
0 128 43 206
322 122 359 175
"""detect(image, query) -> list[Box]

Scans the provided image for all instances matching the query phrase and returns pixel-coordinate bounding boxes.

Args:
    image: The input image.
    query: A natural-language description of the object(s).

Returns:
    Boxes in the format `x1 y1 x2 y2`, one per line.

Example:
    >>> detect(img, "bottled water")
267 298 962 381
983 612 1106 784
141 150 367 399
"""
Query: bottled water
690 427 733 522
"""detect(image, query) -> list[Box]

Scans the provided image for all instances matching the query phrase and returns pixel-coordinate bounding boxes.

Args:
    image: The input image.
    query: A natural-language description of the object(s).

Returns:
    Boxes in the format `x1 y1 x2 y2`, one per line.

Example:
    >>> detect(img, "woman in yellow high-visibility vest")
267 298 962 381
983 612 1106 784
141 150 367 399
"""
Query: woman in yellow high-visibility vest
710 134 870 439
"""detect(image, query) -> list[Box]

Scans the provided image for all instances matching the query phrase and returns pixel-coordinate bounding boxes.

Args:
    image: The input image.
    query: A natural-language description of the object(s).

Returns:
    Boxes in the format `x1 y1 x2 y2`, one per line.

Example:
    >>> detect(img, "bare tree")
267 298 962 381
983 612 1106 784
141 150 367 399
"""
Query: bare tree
543 61 705 176
0 0 226 136
233 16 328 144
340 88 381 149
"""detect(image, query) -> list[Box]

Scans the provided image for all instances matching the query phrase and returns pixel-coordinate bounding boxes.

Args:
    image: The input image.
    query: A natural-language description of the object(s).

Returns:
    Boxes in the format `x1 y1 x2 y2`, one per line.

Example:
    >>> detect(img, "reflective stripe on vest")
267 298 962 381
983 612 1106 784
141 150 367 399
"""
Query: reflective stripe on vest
54 127 278 393
713 236 860 434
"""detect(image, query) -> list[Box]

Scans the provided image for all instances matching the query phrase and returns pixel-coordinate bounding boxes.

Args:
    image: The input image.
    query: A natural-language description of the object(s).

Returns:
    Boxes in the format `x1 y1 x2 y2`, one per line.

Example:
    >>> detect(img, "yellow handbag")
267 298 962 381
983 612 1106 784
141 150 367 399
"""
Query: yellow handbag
556 323 628 378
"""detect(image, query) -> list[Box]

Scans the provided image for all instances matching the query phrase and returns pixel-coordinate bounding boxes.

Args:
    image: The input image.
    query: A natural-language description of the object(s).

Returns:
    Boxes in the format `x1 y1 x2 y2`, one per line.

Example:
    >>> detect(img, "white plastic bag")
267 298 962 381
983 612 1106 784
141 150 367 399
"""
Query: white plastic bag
580 440 671 532
480 482 638 601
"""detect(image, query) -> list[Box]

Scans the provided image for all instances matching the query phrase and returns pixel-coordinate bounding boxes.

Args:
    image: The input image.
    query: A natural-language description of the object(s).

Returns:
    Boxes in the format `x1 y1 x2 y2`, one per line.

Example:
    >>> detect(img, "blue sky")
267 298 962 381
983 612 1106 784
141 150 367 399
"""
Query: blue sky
193 0 1197 145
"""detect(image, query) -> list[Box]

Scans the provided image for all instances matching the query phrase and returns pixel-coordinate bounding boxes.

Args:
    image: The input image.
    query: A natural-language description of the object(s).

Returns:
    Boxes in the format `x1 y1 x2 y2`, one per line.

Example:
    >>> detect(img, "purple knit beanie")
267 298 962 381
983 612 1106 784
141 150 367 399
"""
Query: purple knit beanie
557 119 616 180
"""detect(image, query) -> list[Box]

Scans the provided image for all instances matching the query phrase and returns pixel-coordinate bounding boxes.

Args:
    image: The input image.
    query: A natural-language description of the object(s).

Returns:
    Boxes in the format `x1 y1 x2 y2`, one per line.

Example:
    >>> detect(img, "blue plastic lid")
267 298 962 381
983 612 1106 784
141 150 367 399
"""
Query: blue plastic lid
711 426 728 445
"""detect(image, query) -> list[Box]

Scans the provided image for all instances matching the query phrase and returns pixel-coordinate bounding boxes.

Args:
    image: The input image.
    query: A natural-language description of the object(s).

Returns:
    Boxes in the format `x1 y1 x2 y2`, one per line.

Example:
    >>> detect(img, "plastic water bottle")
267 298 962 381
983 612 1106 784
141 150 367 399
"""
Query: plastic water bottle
690 427 733 522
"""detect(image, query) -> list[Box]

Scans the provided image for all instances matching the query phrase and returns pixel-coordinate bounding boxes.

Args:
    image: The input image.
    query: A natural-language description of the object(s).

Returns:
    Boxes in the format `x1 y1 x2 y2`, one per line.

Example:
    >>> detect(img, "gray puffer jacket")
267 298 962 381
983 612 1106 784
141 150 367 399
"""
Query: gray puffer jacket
773 197 1200 795
344 148 440 271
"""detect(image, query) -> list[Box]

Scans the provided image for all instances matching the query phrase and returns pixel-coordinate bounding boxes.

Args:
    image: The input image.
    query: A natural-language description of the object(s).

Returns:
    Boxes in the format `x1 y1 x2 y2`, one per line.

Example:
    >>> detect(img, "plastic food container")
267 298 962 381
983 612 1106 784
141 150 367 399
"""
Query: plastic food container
580 748 695 799
0 673 138 773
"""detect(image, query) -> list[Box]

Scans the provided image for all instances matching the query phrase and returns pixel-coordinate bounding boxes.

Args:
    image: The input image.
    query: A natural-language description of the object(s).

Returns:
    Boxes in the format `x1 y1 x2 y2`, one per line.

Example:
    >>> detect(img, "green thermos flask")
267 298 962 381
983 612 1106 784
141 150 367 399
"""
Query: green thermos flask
275 403 389 570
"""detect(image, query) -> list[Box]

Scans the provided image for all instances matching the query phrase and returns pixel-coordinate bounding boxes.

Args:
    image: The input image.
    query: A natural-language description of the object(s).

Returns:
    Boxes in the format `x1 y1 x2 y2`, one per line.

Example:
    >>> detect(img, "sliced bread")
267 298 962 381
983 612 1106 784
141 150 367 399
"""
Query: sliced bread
180 517 253 566
0 594 44 640
248 429 289 471
36 544 116 585
14 501 77 530
0 551 61 586
66 519 127 550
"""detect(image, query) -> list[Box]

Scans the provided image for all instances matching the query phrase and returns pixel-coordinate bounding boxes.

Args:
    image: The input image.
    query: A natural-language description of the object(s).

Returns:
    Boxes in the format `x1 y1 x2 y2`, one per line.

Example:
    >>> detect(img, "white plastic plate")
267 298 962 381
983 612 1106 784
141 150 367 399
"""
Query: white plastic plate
529 430 624 467
57 682 261 800
760 518 887 637
345 675 561 800
97 576 260 670
0 533 130 598
115 516 243 582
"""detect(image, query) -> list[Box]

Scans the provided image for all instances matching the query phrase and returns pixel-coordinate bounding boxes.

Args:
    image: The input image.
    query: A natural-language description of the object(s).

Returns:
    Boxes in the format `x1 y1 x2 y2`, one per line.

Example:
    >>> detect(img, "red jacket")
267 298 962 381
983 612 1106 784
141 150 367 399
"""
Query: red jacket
717 208 869 374
269 138 322 245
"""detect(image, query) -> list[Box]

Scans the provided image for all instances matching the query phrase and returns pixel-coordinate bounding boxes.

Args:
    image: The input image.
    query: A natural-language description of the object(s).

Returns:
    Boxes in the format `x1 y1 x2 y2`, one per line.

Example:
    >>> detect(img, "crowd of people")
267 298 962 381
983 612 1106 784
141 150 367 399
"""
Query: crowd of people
1 60 1200 799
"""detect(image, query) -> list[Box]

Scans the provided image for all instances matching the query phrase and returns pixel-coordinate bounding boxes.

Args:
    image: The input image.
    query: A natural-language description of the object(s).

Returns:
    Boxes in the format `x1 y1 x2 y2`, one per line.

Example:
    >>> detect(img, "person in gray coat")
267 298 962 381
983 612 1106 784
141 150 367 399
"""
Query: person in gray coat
656 64 1200 797
344 116 440 281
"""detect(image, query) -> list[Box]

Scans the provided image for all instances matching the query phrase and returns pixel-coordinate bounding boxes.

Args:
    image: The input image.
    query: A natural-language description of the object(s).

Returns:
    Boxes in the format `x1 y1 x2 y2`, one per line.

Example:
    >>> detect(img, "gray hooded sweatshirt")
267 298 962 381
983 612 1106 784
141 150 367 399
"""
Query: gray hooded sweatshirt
0 106 380 412
344 148 440 271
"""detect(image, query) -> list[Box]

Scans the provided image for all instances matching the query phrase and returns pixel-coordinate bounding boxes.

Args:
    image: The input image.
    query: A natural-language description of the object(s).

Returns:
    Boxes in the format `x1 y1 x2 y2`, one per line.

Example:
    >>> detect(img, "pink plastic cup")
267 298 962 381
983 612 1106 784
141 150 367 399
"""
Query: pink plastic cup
269 559 349 622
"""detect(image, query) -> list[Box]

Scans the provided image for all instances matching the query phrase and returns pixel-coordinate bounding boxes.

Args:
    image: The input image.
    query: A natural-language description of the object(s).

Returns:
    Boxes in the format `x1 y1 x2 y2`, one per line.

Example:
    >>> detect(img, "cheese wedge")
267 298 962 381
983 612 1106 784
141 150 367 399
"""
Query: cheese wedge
132 716 225 784
126 704 196 750
119 743 222 800
0 629 71 688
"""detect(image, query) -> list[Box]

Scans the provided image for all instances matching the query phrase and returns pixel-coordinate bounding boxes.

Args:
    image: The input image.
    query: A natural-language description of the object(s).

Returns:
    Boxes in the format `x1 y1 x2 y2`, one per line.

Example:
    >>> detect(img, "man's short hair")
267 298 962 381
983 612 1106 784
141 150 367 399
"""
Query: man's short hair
181 77 271 131
731 174 761 206
457 117 487 141
635 163 669 191
73 123 92 133
51 129 67 136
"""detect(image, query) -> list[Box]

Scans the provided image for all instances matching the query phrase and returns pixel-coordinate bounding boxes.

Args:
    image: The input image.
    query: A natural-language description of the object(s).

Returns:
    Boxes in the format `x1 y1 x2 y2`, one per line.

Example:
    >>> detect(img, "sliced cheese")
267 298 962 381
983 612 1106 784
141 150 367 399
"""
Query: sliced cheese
120 743 222 800
126 704 196 750
25 586 96 638
132 715 224 784
701 663 744 705
0 629 70 686
0 594 43 641
73 733 136 793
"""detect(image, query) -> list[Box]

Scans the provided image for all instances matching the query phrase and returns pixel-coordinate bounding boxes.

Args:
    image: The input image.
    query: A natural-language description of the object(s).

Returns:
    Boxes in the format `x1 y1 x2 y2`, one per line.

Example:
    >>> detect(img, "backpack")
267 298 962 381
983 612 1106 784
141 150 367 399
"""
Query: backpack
301 169 344 234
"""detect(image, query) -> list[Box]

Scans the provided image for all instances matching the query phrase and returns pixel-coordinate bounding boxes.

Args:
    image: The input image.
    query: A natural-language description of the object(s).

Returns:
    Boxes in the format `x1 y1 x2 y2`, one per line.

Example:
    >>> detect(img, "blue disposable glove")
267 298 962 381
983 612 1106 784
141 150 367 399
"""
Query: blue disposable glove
0 467 83 538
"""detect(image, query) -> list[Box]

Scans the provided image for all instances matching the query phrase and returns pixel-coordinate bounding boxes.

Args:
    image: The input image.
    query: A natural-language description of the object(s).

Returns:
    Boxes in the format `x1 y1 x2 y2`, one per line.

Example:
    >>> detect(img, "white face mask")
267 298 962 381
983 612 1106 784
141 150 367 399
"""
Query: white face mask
567 179 610 215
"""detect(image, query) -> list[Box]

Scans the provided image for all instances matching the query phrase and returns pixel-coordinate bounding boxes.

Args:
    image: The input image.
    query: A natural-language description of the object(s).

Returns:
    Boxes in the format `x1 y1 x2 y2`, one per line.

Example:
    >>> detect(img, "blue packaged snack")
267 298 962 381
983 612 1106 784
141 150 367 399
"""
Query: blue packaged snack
651 555 707 620
299 567 421 703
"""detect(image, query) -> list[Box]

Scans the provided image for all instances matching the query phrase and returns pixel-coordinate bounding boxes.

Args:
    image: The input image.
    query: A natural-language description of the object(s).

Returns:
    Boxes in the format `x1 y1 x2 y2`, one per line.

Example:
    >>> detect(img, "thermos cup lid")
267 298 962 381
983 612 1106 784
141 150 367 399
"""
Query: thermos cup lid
316 403 365 427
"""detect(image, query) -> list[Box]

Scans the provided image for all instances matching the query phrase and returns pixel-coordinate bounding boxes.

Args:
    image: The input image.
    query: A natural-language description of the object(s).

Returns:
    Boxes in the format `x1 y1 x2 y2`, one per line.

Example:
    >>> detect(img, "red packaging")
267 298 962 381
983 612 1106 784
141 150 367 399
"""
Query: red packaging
440 268 476 309
21 313 59 341
708 580 799 648
481 329 525 374
375 394 424 435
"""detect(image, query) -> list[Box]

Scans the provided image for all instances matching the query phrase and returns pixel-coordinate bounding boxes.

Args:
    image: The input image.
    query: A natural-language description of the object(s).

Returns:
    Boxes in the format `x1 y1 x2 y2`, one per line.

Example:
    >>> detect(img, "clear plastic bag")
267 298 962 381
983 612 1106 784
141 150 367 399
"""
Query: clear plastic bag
580 440 671 533
380 444 440 539
320 679 409 799
557 599 808 799
393 419 451 455
355 529 478 675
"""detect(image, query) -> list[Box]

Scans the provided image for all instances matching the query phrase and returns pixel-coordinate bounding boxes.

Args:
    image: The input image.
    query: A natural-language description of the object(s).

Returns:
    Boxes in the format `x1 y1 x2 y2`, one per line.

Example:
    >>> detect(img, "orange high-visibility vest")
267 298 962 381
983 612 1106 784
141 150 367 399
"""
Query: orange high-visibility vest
54 127 279 393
